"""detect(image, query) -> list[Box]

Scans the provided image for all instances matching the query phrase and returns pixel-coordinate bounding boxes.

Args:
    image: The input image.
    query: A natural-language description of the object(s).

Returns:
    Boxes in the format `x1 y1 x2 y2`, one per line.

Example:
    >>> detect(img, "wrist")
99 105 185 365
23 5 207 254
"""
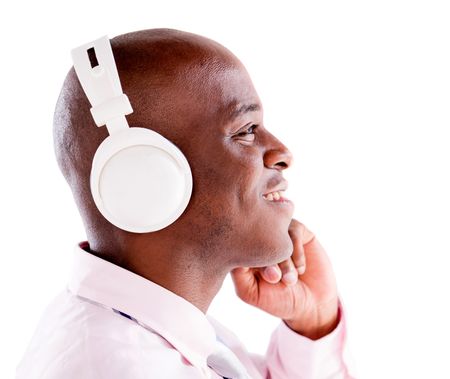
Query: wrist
283 302 339 340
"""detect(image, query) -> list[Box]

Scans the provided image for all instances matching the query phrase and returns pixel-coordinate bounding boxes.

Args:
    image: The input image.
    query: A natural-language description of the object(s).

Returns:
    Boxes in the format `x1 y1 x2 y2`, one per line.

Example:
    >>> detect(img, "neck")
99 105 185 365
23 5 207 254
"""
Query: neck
89 232 230 313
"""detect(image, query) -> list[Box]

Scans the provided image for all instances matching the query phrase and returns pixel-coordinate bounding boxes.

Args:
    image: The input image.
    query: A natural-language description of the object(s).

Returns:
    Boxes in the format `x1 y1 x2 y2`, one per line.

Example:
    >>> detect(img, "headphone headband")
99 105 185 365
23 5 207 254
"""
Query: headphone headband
71 35 133 135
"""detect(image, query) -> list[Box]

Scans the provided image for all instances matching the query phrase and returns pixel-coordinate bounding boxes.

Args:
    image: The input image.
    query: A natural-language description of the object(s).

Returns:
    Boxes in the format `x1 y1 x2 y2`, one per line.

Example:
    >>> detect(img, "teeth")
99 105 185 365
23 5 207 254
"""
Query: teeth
263 191 283 201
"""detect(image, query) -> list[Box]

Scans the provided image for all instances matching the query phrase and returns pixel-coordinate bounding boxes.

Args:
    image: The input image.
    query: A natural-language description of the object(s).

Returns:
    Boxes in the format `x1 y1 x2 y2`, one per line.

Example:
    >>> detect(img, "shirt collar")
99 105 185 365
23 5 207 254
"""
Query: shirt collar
67 241 217 370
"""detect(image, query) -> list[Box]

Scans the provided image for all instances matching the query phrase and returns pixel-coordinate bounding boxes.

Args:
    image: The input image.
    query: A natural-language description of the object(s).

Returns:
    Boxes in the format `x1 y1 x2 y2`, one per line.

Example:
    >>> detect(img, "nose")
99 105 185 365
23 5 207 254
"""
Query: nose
263 133 293 170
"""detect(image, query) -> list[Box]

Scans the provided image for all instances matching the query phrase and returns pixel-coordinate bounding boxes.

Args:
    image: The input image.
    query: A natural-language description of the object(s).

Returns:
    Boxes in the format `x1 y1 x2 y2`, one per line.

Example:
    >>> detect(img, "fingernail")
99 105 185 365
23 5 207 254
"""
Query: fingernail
297 265 306 275
264 266 281 282
283 271 298 285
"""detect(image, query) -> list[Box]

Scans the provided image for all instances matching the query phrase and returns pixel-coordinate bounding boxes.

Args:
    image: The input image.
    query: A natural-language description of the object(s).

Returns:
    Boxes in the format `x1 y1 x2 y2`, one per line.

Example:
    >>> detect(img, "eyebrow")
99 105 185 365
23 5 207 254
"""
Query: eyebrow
228 103 261 121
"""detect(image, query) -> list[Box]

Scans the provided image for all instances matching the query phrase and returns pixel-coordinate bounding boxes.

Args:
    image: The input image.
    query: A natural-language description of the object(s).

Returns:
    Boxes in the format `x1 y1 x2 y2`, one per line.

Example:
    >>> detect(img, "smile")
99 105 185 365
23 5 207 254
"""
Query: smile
262 190 290 203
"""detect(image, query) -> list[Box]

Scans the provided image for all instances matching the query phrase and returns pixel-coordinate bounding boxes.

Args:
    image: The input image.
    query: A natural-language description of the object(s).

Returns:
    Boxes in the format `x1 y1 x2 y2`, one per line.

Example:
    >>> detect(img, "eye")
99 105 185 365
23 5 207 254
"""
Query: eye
236 124 258 141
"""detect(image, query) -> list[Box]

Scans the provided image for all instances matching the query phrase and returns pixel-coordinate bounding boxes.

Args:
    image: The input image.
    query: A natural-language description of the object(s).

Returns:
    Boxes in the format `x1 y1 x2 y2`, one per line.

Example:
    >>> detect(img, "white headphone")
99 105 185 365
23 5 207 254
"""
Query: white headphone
71 35 193 233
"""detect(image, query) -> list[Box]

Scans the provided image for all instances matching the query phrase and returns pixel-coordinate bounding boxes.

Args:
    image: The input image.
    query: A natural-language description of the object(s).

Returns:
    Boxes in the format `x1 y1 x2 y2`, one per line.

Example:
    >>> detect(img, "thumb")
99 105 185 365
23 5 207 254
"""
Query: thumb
301 223 316 245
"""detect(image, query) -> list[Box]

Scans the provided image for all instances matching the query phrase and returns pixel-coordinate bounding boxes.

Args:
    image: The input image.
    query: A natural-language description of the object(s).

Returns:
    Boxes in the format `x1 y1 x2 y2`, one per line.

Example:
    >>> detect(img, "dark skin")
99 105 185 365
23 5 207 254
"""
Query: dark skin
54 29 338 339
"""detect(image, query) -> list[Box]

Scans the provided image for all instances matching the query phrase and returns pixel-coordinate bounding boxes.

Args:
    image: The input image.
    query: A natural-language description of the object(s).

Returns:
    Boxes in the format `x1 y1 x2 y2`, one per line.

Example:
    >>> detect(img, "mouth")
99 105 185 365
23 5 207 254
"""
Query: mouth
262 191 294 212
262 190 290 203
262 179 294 211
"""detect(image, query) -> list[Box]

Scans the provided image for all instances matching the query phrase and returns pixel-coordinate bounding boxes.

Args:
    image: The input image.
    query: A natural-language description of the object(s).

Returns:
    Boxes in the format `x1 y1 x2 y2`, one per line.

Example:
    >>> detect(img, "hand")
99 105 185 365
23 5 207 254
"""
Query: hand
230 219 339 340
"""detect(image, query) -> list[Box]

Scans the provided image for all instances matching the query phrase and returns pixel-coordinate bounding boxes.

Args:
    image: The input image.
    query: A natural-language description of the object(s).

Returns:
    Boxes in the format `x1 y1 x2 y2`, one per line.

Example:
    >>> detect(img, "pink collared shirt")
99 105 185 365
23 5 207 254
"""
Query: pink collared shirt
16 242 351 378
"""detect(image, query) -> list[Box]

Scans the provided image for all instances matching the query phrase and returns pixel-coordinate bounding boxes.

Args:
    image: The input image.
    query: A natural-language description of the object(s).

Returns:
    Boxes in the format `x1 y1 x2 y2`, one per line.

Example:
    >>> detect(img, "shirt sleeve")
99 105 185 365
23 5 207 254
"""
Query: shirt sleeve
263 300 353 379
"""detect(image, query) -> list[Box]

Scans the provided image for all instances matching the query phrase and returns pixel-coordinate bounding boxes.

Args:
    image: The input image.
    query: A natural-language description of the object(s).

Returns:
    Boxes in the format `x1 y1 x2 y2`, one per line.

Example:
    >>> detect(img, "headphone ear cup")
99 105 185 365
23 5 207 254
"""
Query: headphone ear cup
90 128 192 233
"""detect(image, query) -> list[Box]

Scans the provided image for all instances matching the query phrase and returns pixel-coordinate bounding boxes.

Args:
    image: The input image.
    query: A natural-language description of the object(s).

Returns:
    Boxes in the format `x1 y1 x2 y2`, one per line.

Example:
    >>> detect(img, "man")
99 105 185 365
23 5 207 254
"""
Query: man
17 29 351 378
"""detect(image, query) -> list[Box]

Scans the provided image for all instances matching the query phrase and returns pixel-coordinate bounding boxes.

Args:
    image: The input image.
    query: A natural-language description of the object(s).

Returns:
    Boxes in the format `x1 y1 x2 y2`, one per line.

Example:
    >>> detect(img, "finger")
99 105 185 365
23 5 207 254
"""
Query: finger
288 219 307 274
278 257 298 286
297 252 306 275
260 265 282 283
302 223 315 245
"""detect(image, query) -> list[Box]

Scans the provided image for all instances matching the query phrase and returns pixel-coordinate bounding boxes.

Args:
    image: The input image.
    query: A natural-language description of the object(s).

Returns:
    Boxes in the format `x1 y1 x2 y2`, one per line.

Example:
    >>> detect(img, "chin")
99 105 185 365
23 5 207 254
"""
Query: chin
267 235 294 265
265 219 294 264
241 229 294 268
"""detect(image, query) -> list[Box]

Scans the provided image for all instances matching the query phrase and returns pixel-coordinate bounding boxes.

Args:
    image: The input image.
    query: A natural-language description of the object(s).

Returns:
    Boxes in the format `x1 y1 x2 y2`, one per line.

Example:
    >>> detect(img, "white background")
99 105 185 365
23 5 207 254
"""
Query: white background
1 0 449 378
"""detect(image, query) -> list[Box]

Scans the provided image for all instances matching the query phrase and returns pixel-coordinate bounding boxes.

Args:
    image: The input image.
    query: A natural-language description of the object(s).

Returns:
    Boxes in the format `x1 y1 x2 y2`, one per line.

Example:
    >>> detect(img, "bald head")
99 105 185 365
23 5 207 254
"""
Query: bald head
54 29 247 248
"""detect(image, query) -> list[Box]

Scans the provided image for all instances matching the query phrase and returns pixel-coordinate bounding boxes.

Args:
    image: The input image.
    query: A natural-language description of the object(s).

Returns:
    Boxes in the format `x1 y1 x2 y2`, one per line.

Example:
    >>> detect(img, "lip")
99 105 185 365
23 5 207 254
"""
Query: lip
261 179 294 214
262 179 289 197
263 196 294 207
262 195 294 219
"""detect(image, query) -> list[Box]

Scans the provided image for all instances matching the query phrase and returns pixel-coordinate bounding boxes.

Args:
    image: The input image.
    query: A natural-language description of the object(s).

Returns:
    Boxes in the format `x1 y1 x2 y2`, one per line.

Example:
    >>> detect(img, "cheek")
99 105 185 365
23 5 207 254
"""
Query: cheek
196 147 260 193
188 136 264 213
225 165 262 212
236 161 264 208
225 149 263 199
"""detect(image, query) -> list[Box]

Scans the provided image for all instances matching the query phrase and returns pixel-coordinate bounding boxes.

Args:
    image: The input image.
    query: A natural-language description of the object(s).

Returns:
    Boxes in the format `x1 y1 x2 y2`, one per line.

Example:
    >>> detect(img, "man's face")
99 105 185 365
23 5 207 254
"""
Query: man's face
124 43 295 269
159 55 295 269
